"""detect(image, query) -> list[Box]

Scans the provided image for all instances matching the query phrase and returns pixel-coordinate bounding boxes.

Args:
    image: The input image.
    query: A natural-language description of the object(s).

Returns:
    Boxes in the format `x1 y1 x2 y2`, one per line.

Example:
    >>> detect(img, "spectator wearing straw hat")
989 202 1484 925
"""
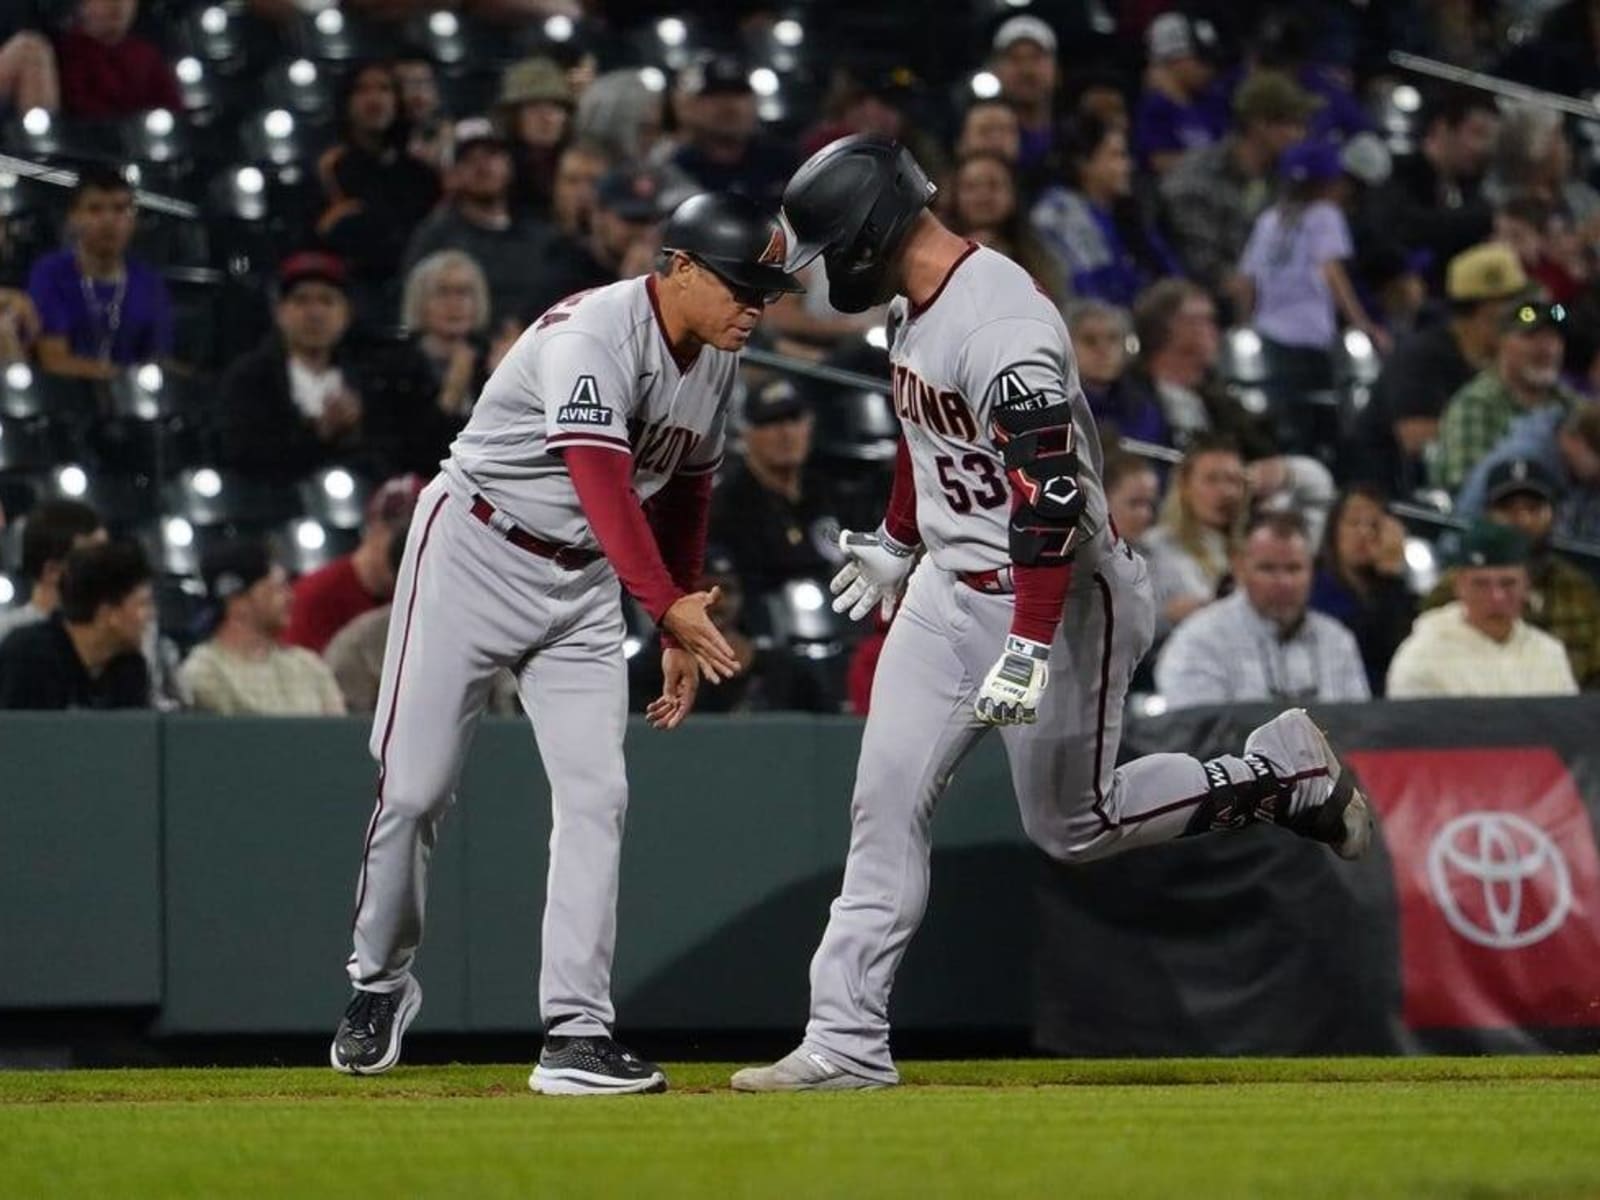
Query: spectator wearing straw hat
494 56 576 220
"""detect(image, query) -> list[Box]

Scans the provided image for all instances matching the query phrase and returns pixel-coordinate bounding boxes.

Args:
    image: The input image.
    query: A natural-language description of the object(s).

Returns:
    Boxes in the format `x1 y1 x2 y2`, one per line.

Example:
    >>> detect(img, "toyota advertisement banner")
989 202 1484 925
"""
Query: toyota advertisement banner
1034 698 1600 1056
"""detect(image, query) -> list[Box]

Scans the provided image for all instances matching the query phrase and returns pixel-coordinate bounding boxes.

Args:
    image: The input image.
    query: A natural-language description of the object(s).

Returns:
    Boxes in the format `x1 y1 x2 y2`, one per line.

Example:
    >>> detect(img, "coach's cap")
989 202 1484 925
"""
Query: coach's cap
202 537 274 604
680 53 753 97
278 251 347 295
1486 457 1561 507
993 15 1057 55
1452 519 1531 568
1446 242 1528 303
744 378 810 427
1233 70 1321 125
366 474 426 527
597 165 668 221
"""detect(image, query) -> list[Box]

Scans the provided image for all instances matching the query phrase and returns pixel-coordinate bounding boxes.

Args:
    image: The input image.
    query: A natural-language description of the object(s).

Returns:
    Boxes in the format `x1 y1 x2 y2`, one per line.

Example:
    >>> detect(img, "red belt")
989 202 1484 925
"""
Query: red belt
469 494 602 569
958 567 1014 594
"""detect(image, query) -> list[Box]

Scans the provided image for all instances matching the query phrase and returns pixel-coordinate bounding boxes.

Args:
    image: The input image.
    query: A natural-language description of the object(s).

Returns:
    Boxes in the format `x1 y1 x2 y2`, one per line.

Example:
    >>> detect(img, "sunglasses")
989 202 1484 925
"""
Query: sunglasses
1508 301 1567 330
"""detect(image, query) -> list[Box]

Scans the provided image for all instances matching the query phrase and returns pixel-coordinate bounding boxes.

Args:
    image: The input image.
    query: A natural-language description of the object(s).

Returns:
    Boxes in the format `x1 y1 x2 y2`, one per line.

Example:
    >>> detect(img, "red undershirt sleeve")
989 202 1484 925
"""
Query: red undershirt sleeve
882 437 921 547
1010 561 1073 645
645 472 714 649
563 445 683 623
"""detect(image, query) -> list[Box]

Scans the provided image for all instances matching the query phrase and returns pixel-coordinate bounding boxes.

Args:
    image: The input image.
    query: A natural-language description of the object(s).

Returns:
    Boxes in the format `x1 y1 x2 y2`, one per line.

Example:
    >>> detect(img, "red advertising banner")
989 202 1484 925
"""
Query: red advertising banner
1349 747 1600 1030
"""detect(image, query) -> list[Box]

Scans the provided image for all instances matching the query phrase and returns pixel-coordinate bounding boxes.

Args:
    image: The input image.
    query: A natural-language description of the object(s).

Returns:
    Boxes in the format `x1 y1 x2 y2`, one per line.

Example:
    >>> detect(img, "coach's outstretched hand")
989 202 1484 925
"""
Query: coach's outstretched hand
647 648 701 730
662 588 742 684
830 527 916 622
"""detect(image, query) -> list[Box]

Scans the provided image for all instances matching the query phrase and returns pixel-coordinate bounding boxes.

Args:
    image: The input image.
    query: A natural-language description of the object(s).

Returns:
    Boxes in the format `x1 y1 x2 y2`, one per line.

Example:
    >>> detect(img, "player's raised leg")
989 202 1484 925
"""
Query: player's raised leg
732 566 984 1092
994 548 1370 864
333 486 504 1074
519 578 666 1096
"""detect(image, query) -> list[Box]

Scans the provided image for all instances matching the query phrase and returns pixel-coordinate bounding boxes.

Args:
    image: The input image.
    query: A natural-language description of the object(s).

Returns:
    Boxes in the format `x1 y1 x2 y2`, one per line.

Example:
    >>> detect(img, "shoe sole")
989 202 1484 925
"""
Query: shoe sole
1305 716 1372 862
329 980 422 1076
529 1066 668 1096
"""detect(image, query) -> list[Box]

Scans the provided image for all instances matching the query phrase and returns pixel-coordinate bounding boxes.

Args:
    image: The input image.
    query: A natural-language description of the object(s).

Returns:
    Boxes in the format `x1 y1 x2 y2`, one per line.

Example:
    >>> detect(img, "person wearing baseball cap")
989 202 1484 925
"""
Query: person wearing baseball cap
179 537 346 716
709 378 852 598
402 116 547 327
217 250 370 485
1435 295 1581 491
1160 70 1319 293
283 474 426 654
1353 241 1530 496
1238 137 1388 452
670 51 796 207
1133 12 1224 175
1388 518 1578 698
989 15 1059 175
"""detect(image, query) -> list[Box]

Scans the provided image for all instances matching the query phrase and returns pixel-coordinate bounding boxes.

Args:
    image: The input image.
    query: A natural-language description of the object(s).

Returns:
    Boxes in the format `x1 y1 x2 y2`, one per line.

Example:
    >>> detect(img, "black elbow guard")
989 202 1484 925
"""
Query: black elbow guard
993 399 1085 566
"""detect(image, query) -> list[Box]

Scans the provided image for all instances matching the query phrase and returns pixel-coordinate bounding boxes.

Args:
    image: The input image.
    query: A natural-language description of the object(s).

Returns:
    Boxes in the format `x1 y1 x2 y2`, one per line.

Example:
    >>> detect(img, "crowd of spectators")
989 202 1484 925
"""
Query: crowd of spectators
3 1 1600 718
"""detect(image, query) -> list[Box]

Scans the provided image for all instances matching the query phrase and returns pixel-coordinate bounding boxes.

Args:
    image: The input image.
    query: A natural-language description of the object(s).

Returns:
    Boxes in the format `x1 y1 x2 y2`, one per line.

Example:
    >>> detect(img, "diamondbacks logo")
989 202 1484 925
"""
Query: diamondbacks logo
556 375 612 426
759 225 787 267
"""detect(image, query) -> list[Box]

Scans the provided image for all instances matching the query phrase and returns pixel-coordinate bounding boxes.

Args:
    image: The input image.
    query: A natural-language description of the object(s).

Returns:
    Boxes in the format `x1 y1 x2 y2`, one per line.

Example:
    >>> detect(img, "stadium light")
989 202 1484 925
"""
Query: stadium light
22 107 50 137
193 468 223 499
544 13 574 41
750 68 779 97
323 469 355 501
429 11 460 38
639 67 667 93
970 72 1001 100
166 517 195 549
296 520 328 551
314 7 344 35
773 18 803 46
656 16 687 46
57 466 88 497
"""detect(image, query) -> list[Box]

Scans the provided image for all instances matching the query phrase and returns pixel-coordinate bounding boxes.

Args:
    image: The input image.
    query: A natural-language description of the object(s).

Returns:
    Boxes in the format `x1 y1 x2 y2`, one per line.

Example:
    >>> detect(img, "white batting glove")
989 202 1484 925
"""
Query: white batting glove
829 527 916 622
975 636 1050 726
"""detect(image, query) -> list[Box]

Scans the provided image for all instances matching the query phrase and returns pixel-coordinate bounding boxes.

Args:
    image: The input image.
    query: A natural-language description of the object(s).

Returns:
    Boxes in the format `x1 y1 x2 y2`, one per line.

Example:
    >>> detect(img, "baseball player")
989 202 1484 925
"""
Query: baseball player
330 192 804 1094
731 136 1372 1093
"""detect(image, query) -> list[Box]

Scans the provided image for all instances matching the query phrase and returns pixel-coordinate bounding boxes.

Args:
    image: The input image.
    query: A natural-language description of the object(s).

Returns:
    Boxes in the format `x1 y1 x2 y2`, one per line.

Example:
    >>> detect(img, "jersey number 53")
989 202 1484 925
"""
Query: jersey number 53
935 453 1007 513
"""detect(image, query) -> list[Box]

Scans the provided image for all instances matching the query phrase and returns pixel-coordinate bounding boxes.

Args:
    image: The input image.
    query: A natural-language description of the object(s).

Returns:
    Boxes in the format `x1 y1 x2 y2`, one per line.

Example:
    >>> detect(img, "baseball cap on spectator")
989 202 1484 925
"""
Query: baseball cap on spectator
497 57 573 109
743 378 810 426
1233 70 1321 125
278 251 348 296
1340 132 1392 187
861 64 923 105
597 165 667 221
1278 139 1341 184
1485 457 1561 507
202 538 273 605
366 474 427 527
1445 242 1528 302
993 15 1057 55
1358 243 1431 291
1451 519 1530 568
1146 13 1214 63
452 116 509 159
680 54 753 97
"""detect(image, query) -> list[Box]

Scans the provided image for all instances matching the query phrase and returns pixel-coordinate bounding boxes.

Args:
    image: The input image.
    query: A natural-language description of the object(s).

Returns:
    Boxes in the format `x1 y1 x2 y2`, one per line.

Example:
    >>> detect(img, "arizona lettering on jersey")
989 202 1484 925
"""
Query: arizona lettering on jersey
888 244 1109 574
442 276 733 550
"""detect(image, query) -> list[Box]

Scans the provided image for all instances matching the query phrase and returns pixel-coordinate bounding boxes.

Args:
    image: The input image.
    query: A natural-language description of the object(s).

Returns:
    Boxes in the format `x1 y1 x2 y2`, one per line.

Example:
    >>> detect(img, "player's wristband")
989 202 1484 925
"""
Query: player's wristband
1003 635 1050 663
876 525 918 558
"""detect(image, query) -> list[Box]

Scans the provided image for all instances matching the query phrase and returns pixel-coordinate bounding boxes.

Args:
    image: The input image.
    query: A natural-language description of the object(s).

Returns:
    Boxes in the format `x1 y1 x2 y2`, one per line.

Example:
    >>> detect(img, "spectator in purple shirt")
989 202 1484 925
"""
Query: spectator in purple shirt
1133 12 1224 176
27 163 172 380
1068 299 1171 451
990 15 1060 191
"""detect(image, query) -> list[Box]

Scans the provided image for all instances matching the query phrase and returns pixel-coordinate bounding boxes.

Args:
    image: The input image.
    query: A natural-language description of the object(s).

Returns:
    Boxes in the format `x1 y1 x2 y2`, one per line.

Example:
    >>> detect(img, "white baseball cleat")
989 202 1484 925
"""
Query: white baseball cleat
730 1047 887 1093
1244 708 1373 861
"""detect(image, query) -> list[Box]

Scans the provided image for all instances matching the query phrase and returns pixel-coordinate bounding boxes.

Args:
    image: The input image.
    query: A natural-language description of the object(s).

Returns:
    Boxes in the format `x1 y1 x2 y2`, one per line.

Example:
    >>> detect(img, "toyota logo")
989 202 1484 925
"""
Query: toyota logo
1427 812 1573 950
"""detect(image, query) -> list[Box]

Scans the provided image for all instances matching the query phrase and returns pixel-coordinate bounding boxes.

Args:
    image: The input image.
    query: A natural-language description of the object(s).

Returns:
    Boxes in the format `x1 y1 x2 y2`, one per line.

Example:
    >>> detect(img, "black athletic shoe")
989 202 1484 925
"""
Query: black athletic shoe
329 978 422 1075
529 1034 668 1096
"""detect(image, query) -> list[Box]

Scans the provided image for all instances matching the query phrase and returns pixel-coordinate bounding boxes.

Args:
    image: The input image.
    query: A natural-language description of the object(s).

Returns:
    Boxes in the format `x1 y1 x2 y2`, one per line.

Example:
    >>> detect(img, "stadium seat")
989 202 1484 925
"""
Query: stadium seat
163 467 298 529
260 58 340 120
812 386 899 463
38 466 159 528
135 514 218 578
298 468 373 530
0 415 52 473
153 572 212 647
757 576 848 649
0 520 22 572
1220 327 1268 385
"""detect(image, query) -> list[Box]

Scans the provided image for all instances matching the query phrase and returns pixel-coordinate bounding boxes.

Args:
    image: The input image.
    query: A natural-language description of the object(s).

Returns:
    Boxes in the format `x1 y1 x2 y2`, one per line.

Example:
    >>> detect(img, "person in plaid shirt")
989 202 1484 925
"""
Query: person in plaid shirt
1160 72 1317 293
1433 299 1578 490
1424 458 1600 687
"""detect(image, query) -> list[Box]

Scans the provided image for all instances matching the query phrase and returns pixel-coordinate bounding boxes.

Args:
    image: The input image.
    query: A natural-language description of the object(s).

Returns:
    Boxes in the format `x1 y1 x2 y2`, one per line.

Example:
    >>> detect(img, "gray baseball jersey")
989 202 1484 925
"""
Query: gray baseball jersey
886 245 1109 574
794 243 1289 1084
345 275 728 1043
443 275 733 545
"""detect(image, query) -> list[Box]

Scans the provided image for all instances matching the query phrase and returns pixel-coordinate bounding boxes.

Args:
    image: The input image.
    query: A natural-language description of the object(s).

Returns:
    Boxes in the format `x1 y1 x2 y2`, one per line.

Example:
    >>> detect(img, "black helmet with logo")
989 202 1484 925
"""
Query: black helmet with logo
779 134 936 313
659 192 805 301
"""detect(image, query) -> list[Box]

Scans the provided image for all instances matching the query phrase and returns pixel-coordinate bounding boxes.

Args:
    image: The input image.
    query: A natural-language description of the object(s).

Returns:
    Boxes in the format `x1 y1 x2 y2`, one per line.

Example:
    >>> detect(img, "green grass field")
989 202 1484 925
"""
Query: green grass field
4 1058 1600 1199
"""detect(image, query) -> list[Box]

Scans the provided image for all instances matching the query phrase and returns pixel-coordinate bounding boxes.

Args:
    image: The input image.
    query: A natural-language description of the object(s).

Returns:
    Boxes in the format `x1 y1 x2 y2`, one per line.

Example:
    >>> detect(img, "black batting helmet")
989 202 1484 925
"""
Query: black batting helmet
659 192 805 300
779 134 936 313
